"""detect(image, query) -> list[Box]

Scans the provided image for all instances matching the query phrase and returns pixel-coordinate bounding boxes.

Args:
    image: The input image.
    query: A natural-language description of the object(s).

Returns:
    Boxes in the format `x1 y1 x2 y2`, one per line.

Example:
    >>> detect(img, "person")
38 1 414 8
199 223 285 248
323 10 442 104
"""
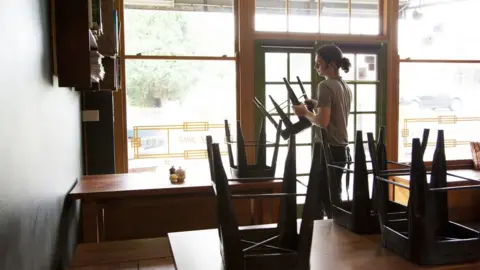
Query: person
292 44 352 219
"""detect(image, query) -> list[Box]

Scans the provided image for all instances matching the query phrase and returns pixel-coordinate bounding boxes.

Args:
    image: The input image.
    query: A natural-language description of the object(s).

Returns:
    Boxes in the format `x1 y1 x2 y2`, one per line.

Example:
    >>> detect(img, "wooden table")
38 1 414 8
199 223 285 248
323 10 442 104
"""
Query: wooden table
392 169 480 222
69 171 282 243
168 220 480 270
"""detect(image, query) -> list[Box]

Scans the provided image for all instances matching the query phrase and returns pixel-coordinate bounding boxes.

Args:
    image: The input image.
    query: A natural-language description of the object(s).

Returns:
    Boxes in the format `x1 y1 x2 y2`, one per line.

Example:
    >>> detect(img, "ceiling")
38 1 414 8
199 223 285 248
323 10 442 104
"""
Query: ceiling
125 0 411 17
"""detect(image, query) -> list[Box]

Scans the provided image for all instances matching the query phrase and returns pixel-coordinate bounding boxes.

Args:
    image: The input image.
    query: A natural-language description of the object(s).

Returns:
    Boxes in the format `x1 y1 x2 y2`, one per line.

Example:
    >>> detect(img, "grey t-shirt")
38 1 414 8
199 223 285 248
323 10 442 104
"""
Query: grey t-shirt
313 77 352 146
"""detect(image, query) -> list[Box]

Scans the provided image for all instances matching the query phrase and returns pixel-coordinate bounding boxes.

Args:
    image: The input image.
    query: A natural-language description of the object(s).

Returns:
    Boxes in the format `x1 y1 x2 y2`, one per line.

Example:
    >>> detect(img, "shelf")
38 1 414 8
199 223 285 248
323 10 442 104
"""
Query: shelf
54 0 119 91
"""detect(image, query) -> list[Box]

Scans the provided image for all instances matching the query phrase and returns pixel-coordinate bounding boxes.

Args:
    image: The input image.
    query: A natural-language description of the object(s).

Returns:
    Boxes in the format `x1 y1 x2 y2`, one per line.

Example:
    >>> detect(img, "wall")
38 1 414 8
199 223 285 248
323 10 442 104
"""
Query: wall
0 0 82 269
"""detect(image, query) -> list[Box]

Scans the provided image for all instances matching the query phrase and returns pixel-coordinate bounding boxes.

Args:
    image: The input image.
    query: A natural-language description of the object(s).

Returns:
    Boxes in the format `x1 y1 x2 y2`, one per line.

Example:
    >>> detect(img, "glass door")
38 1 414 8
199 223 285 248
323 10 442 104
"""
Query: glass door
254 44 316 186
254 41 386 202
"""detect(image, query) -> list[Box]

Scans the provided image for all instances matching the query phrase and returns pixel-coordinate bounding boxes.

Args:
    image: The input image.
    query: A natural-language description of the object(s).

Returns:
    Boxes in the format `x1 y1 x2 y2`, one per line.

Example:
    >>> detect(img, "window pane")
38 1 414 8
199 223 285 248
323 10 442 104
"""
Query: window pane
356 84 377 112
125 60 236 176
265 84 288 112
356 114 376 135
320 1 379 35
124 7 234 56
255 1 287 32
350 0 380 35
267 146 312 176
398 1 480 60
356 54 377 81
320 3 348 34
288 2 318 33
266 53 288 82
399 62 480 161
289 53 312 82
348 114 355 143
340 54 355 81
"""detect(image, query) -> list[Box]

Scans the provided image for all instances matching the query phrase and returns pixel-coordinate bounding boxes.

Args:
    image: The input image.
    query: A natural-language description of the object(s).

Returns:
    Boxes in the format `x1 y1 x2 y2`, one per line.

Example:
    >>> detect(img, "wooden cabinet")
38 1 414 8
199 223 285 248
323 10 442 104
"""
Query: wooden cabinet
53 0 119 91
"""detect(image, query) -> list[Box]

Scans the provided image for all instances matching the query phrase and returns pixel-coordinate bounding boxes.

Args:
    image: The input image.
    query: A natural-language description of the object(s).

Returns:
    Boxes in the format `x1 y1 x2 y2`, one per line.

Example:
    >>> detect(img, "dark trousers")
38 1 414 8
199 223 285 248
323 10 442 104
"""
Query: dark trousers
313 143 349 220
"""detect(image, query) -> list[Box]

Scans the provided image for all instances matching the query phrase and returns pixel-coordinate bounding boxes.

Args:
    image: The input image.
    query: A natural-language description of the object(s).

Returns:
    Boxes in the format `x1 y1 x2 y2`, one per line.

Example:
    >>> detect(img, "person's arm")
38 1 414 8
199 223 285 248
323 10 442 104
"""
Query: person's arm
304 84 332 127
304 107 331 127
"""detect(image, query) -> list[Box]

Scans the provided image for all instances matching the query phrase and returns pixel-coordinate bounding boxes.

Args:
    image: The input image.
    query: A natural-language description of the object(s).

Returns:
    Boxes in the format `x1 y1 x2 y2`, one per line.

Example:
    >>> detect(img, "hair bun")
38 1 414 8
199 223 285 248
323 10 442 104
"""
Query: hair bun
340 57 351 73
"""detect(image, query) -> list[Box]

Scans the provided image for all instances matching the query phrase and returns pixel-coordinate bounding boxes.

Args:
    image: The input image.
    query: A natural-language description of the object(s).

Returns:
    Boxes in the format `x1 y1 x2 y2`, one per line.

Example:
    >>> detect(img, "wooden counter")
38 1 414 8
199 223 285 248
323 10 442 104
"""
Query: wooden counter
69 171 282 243
392 169 480 222
168 220 480 270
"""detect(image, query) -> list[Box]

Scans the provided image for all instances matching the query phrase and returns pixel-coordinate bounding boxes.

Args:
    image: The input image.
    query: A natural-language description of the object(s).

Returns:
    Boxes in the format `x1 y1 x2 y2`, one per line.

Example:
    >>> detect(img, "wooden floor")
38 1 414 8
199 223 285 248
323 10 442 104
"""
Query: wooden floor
67 238 175 270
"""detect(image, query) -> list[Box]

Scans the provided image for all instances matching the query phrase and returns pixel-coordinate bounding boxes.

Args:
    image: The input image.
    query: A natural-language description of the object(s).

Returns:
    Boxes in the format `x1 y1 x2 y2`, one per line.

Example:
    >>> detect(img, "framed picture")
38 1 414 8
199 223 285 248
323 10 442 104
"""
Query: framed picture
358 68 367 80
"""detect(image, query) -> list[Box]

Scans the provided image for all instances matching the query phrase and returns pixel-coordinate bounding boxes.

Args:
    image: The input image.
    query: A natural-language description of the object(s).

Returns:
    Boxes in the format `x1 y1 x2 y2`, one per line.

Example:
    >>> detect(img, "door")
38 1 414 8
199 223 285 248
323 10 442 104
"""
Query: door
254 41 386 202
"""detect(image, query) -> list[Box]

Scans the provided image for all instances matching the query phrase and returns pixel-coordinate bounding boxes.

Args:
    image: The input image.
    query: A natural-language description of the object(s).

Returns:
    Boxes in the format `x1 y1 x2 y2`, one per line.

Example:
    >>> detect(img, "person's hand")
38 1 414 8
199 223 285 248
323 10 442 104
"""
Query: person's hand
292 104 308 116
304 99 317 106
303 99 317 111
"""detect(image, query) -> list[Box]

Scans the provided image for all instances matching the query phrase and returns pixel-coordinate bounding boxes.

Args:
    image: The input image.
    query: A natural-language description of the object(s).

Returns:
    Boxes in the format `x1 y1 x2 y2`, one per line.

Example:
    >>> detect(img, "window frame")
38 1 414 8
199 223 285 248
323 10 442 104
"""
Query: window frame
254 0 386 37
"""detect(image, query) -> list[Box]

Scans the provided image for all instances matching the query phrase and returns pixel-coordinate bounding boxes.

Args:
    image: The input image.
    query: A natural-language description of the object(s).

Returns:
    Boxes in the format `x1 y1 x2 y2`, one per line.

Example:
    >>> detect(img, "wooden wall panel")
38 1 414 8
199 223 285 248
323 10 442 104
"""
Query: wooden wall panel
99 195 279 241
82 91 116 175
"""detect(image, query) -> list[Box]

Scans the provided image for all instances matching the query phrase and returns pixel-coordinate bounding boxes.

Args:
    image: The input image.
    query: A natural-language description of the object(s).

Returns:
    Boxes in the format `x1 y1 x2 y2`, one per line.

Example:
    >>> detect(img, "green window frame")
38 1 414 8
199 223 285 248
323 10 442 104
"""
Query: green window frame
253 40 388 204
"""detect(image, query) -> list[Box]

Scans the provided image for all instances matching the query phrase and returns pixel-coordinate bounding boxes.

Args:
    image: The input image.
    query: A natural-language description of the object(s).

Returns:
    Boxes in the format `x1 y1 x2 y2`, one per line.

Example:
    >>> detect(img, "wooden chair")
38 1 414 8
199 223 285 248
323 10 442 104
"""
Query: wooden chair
372 129 480 265
205 134 319 270
366 126 429 229
253 76 314 140
224 119 282 179
319 129 398 233
320 127 412 234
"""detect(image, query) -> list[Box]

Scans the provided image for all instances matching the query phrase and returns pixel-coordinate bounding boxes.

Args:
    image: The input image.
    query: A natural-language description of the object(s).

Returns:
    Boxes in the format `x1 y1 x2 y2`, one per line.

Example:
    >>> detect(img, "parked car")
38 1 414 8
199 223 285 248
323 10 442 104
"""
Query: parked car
400 94 462 111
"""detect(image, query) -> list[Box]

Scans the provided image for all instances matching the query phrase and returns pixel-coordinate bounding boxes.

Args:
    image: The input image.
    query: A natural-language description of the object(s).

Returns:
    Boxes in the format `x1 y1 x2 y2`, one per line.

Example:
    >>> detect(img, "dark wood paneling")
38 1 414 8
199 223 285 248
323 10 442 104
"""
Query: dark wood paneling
82 91 116 175
54 0 91 88
101 195 253 241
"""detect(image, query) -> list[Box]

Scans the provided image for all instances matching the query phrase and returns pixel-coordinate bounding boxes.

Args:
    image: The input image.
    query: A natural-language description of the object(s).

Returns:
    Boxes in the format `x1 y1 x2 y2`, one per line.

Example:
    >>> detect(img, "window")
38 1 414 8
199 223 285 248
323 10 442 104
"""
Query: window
341 52 379 148
124 4 234 56
398 0 480 162
398 0 480 60
255 0 385 34
124 1 237 176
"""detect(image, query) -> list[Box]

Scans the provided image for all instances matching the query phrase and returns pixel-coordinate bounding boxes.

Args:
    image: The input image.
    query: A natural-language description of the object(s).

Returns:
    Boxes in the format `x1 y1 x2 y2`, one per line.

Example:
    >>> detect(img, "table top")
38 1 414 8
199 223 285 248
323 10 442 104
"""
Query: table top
168 220 480 270
69 171 282 200
393 169 480 185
